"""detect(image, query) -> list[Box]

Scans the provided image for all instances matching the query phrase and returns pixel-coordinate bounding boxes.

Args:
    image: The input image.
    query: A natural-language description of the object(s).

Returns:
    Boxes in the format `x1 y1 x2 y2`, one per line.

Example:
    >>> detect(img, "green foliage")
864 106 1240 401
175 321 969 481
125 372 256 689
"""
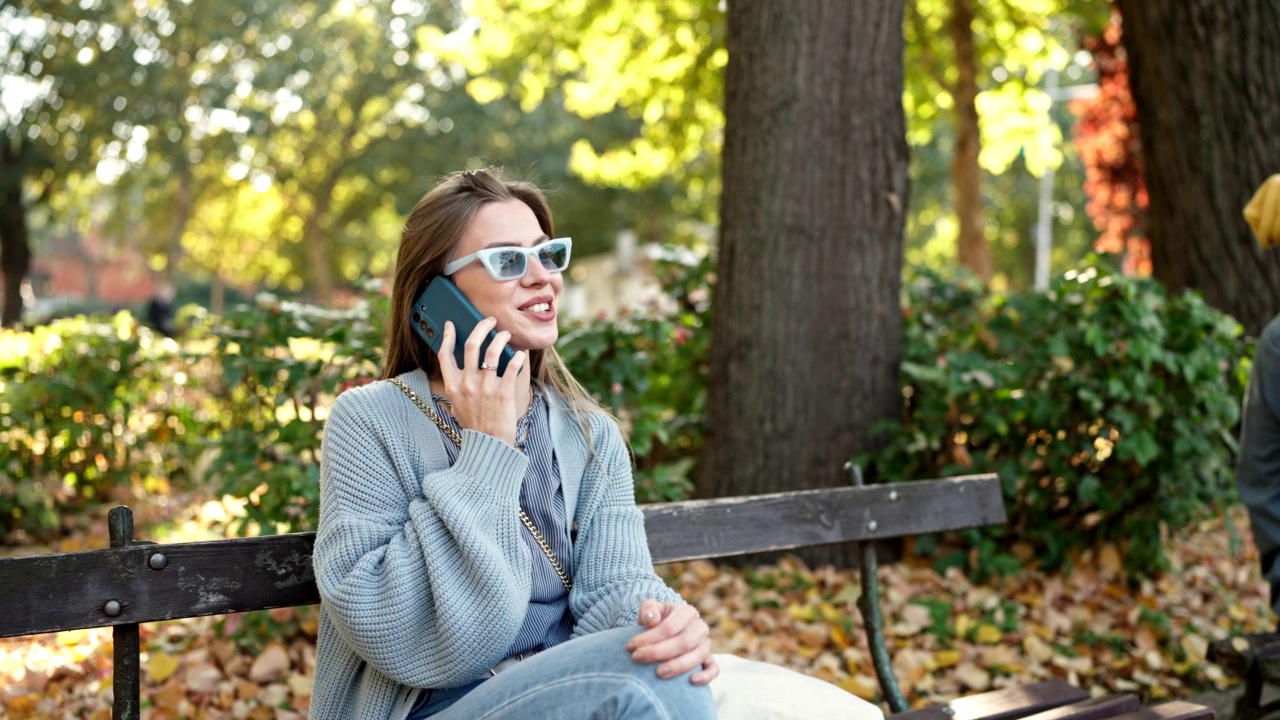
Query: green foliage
193 288 385 534
452 0 725 218
1 253 1248 577
558 249 714 502
876 258 1245 576
0 314 201 540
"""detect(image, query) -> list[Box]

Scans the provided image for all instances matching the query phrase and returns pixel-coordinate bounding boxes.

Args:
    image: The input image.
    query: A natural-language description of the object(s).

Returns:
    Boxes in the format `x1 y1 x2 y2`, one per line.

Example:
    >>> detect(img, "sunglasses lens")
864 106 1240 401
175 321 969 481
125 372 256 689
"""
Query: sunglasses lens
489 250 527 279
539 241 570 271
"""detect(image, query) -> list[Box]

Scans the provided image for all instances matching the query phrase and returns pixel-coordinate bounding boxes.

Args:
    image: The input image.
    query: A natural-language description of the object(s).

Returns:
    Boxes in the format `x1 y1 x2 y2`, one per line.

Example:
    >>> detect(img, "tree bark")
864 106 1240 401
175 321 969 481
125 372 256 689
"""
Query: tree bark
164 158 194 285
1113 0 1280 335
699 0 909 565
0 144 31 328
949 0 992 281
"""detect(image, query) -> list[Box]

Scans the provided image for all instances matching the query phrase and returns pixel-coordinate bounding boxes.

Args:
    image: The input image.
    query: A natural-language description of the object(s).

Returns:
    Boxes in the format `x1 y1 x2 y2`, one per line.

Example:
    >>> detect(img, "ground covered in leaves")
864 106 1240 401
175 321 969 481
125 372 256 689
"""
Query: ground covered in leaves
1 495 1272 719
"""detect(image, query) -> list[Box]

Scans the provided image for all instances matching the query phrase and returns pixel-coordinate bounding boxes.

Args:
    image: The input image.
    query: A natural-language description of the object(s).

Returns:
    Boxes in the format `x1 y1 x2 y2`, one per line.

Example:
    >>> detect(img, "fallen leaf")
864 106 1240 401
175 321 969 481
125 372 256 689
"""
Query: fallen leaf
954 662 991 691
1023 633 1054 664
146 652 180 684
837 675 879 701
1180 634 1209 663
927 649 961 670
974 624 1003 644
248 642 292 684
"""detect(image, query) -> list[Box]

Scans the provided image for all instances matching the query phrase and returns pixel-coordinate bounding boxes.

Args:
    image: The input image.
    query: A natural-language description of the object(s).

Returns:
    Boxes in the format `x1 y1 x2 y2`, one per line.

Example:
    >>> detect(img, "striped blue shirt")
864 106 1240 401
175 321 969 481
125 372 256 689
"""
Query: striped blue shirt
430 386 575 659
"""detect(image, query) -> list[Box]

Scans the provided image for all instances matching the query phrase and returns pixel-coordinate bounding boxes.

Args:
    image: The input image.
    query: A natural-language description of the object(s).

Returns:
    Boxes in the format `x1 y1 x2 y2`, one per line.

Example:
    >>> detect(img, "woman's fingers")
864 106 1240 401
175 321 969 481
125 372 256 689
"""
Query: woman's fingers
654 636 711 679
437 321 461 379
503 351 528 387
633 617 707 665
483 330 511 375
637 599 665 629
690 652 720 685
626 602 684 654
463 317 498 371
628 604 704 664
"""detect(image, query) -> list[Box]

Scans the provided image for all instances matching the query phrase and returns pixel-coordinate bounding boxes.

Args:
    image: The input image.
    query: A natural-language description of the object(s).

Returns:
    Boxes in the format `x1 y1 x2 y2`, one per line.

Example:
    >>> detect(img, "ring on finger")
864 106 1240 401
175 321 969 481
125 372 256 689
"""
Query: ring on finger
479 362 497 371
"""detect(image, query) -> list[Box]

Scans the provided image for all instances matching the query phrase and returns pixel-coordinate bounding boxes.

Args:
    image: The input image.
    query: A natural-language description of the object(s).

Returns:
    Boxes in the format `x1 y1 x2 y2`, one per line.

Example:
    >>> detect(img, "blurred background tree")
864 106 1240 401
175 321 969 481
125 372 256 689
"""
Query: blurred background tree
1 1 148 325
1112 0 1280 336
4 0 1169 319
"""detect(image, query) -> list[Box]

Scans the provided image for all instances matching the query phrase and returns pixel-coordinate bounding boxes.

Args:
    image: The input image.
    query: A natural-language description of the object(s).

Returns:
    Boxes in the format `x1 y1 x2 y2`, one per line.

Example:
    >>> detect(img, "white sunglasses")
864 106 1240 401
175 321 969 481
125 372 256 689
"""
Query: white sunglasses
443 237 573 281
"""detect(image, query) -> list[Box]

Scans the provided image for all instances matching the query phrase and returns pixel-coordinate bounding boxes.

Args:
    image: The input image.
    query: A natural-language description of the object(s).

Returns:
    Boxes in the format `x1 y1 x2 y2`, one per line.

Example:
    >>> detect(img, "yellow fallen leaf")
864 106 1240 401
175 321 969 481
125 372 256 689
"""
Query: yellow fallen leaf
974 623 1003 644
796 645 823 659
927 649 961 670
789 604 818 622
56 629 91 646
819 602 844 623
830 624 851 650
1180 633 1209 663
147 652 180 684
1233 637 1251 652
956 614 975 637
1023 633 1054 664
838 675 879 700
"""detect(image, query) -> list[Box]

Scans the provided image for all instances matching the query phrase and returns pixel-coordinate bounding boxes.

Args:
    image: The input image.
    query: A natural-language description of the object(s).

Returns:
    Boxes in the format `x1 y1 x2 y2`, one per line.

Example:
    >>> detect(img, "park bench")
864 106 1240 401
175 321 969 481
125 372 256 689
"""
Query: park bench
0 466 1214 720
1209 632 1280 720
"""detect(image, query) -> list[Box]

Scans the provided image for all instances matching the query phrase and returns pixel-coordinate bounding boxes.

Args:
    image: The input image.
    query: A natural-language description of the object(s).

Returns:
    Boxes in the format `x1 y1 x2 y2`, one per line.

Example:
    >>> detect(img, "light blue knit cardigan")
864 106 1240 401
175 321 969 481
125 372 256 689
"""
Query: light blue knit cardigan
309 369 682 720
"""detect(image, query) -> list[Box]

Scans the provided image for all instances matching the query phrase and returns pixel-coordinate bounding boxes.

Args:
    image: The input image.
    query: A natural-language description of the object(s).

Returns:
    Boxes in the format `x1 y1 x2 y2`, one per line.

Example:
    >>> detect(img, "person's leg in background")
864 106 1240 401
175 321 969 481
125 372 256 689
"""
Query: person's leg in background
1238 315 1280 628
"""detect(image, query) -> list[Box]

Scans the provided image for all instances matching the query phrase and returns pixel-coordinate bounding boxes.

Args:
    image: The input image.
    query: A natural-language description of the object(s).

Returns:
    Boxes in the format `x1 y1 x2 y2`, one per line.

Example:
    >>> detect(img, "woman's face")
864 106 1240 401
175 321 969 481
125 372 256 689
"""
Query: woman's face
448 199 563 352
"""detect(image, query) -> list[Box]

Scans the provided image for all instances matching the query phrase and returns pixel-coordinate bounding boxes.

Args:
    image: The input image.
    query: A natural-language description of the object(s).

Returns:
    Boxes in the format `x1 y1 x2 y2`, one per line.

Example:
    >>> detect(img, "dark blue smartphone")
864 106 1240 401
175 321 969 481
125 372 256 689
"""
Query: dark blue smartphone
411 276 516 376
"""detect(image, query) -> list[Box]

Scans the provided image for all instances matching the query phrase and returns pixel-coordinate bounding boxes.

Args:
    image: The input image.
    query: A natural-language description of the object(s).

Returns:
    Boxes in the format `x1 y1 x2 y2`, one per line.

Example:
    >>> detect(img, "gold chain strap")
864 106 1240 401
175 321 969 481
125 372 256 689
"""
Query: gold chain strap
389 378 573 591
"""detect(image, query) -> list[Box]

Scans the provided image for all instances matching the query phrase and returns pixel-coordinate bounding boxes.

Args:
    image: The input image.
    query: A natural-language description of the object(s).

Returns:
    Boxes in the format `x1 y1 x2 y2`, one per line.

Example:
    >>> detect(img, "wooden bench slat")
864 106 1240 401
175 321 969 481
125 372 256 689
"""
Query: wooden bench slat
1017 695 1143 720
0 534 320 638
643 474 1003 563
890 680 1090 720
1101 702 1214 720
0 475 1002 638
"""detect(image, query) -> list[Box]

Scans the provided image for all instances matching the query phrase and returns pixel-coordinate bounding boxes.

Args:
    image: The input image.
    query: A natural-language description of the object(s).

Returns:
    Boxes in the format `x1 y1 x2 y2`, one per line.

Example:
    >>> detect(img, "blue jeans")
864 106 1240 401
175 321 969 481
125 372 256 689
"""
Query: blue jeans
407 626 717 719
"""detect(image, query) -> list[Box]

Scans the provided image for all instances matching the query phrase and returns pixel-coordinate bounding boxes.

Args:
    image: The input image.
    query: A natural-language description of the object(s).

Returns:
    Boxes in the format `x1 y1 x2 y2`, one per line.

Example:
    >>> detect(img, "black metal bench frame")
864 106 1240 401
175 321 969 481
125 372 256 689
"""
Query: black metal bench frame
0 467 1213 720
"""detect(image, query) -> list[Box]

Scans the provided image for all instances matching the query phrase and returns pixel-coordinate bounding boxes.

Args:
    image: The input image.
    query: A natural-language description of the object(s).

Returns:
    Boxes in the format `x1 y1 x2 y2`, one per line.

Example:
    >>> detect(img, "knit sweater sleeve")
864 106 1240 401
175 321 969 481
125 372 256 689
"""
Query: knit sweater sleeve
569 414 683 636
313 384 534 688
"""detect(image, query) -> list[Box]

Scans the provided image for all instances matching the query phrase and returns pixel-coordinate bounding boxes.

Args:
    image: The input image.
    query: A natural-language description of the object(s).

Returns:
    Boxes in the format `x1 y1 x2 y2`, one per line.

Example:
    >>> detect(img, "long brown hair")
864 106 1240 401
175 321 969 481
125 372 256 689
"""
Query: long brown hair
382 167 605 426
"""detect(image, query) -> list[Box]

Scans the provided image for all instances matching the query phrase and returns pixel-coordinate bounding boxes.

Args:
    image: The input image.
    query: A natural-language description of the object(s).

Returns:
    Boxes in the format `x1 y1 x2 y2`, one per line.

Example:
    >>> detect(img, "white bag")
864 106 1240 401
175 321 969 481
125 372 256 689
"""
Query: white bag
710 654 885 720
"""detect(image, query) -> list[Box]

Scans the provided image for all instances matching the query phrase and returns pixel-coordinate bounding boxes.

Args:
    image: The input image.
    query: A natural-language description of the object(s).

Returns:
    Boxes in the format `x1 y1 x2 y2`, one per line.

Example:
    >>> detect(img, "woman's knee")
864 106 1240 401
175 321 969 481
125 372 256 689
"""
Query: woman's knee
553 627 716 717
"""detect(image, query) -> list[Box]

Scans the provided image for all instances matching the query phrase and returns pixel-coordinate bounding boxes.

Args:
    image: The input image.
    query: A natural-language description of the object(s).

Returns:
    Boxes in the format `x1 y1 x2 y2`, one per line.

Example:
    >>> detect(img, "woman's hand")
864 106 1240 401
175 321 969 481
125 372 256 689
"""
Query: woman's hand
436 318 528 446
626 599 718 685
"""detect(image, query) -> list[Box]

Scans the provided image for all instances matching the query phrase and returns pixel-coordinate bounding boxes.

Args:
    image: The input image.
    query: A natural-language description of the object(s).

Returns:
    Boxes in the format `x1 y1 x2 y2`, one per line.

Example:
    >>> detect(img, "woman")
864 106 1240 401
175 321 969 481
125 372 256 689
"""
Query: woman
310 167 719 719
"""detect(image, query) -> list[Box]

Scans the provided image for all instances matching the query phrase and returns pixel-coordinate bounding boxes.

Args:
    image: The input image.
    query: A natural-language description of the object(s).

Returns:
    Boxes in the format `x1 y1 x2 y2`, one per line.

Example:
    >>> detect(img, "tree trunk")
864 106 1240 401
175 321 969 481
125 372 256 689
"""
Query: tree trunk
302 195 335 302
699 0 909 565
949 0 992 281
165 164 193 284
0 146 31 328
1113 0 1280 335
211 274 225 316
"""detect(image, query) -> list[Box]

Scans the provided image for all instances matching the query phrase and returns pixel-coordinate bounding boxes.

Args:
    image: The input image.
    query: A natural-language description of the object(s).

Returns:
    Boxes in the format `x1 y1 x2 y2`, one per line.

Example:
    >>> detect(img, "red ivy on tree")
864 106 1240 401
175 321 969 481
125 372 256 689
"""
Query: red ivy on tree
1070 11 1151 276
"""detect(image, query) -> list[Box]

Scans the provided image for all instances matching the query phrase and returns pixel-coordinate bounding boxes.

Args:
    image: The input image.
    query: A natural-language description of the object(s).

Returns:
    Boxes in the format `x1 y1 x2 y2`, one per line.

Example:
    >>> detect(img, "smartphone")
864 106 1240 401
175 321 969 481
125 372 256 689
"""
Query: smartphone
411 275 516 376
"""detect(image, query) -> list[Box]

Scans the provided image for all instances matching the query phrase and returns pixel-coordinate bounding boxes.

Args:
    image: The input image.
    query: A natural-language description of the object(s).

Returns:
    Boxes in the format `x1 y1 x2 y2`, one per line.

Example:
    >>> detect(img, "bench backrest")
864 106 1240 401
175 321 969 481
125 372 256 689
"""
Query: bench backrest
0 473 1001 639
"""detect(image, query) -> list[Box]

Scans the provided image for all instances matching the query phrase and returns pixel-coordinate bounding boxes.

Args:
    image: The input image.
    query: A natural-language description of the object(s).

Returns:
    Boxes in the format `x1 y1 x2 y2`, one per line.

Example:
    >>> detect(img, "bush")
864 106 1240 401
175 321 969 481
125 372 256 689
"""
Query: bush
193 288 386 534
1 253 1248 576
0 313 202 541
558 249 714 502
875 259 1246 576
